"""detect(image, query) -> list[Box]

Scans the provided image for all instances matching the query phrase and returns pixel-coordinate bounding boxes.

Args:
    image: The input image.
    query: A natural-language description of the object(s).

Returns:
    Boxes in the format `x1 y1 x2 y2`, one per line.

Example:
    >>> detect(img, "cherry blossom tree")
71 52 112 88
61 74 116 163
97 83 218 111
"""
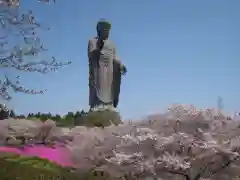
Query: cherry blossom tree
67 105 240 180
0 104 239 179
0 0 70 100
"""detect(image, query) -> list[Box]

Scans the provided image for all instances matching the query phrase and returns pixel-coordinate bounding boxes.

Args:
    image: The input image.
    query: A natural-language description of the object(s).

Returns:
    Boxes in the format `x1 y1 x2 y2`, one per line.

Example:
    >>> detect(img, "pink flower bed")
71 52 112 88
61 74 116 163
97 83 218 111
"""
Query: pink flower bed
0 145 74 167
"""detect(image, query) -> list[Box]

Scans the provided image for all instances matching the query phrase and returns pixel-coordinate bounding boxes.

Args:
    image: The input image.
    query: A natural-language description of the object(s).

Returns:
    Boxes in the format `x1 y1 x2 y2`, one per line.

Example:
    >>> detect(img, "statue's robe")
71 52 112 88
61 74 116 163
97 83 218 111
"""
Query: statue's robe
112 58 122 108
88 37 121 108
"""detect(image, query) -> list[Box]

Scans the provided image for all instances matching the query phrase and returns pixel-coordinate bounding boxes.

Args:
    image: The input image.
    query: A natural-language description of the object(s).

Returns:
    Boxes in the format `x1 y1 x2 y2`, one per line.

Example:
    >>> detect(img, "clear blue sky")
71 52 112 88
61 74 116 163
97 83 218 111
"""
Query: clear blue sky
7 0 240 119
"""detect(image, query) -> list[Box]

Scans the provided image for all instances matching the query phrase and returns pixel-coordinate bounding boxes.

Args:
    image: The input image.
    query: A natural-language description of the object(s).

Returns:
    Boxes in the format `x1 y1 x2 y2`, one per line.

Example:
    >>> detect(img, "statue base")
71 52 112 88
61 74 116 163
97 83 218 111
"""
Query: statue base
90 104 115 112
84 109 122 127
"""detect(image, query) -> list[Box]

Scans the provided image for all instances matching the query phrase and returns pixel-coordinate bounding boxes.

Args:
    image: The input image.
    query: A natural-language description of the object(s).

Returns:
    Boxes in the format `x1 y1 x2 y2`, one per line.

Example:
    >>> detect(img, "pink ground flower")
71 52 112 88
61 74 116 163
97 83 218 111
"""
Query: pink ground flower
0 145 74 167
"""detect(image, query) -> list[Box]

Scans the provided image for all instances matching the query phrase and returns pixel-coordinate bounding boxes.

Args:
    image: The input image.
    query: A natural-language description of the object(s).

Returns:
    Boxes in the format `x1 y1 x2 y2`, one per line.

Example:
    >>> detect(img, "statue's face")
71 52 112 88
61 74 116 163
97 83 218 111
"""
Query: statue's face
98 28 110 40
97 21 111 40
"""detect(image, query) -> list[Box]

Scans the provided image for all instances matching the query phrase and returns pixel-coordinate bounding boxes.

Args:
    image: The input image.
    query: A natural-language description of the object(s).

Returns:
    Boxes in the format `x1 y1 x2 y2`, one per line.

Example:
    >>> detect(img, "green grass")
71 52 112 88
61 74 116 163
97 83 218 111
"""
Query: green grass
0 153 78 180
0 153 119 180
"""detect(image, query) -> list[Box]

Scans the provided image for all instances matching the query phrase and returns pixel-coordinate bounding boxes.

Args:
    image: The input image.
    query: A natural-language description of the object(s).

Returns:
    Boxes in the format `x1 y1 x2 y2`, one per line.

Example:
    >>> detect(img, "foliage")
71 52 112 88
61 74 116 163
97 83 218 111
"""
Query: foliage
0 152 118 180
0 153 79 180
83 110 122 128
1 104 239 179
29 110 88 127
0 0 70 100
2 105 121 128
68 105 240 180
25 110 87 126
0 110 122 146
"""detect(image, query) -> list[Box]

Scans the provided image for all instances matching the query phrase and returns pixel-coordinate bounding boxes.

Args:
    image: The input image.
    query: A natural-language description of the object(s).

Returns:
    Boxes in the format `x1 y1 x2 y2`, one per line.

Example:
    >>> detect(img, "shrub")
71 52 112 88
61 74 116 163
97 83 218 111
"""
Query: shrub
83 110 122 128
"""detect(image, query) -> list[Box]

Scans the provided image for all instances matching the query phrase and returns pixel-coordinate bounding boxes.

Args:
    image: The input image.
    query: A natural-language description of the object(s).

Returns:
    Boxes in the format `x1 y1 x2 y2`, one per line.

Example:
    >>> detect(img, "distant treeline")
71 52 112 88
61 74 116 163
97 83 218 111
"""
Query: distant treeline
0 104 88 126
26 110 88 126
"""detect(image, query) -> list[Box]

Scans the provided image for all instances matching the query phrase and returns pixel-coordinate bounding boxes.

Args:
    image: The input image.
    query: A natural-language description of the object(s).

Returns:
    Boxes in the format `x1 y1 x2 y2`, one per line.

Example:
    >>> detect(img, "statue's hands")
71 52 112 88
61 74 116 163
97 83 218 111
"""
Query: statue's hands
97 39 104 51
120 64 127 75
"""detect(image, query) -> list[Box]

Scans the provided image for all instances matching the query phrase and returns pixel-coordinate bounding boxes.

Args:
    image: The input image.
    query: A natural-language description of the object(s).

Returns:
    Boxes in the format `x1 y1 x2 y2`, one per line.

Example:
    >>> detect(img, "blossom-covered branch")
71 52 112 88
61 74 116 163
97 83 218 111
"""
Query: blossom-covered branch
67 105 240 180
0 0 70 100
0 105 239 179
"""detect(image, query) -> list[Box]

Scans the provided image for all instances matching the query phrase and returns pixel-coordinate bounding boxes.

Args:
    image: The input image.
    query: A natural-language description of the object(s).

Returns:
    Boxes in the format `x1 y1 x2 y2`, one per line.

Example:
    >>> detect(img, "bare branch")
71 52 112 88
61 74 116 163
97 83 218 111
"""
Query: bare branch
0 0 70 100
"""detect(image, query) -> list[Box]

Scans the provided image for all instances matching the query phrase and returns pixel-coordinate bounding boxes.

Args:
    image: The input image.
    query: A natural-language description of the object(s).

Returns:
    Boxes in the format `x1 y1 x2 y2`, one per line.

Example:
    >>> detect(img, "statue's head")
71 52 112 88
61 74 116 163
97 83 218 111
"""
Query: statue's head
96 19 111 40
